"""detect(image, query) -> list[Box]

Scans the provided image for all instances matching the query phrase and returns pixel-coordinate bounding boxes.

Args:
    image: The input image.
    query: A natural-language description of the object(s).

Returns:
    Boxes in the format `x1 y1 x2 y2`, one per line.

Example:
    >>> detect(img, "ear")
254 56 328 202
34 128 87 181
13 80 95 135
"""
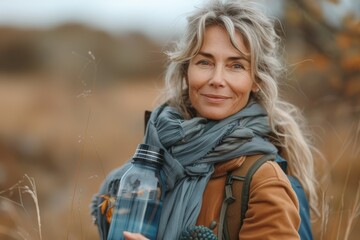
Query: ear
251 81 259 93
182 63 190 86
184 75 189 87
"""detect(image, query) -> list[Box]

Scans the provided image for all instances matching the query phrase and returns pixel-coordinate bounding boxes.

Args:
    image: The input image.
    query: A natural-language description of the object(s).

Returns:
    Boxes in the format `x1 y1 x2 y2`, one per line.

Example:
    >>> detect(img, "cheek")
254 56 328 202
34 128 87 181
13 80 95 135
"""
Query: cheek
234 73 254 92
229 80 253 97
187 67 204 90
188 82 200 105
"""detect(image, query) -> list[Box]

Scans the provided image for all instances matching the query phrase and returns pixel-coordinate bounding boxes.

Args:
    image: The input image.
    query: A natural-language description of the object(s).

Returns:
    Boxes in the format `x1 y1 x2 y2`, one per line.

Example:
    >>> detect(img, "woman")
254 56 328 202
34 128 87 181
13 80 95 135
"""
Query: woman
91 0 318 239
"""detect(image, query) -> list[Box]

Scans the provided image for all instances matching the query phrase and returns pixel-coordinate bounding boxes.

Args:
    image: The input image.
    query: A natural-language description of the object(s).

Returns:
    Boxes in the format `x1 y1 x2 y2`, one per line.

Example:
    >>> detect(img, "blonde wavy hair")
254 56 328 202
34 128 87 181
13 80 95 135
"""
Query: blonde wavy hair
161 0 319 214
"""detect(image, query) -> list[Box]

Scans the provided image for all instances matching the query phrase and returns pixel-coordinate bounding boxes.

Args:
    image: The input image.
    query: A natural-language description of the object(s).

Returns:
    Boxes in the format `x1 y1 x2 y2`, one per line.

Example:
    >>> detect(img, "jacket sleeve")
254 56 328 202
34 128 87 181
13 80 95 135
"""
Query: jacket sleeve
239 161 300 240
89 163 132 240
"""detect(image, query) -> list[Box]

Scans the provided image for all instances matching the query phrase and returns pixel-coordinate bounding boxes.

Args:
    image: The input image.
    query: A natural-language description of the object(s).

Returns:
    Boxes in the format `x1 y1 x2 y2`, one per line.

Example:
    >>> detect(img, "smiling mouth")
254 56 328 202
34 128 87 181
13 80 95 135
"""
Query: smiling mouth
201 94 230 103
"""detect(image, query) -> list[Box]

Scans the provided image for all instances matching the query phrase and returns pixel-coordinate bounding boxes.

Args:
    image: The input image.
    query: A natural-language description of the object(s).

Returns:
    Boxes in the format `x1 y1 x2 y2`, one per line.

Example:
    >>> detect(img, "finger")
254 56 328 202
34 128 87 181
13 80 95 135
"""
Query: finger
123 231 149 240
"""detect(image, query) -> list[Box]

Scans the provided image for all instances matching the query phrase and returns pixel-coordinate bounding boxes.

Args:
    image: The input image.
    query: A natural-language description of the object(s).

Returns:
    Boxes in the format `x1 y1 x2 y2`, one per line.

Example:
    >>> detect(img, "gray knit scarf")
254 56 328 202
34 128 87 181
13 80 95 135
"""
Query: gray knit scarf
143 100 277 239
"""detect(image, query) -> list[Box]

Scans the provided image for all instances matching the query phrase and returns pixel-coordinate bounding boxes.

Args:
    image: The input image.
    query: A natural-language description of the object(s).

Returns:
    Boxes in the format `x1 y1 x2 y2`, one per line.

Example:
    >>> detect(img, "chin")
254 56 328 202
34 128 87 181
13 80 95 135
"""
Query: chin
198 111 229 120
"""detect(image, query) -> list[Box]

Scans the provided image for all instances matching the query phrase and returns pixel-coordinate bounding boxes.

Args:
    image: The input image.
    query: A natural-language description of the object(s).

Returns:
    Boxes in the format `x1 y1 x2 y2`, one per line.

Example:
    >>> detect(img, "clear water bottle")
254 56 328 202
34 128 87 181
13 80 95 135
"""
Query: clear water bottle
107 144 164 240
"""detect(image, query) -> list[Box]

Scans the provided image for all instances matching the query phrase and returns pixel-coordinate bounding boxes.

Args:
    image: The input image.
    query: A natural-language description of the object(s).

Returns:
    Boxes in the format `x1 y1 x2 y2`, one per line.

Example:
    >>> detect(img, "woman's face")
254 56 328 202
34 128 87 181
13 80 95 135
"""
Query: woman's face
187 25 257 120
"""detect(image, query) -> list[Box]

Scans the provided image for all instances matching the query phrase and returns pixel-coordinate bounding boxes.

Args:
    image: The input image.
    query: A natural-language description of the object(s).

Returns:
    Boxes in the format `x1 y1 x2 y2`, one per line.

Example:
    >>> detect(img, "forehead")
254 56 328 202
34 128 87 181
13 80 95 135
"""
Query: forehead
201 25 250 56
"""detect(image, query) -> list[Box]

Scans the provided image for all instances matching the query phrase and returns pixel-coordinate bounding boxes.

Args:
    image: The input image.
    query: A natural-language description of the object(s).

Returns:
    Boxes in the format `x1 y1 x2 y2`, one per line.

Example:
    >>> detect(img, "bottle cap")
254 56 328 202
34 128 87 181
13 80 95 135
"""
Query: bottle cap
133 144 164 165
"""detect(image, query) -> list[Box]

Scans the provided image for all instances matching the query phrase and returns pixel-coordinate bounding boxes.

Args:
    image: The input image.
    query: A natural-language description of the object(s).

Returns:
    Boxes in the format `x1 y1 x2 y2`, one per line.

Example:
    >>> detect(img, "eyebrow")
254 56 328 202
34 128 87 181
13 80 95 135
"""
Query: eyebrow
197 51 250 62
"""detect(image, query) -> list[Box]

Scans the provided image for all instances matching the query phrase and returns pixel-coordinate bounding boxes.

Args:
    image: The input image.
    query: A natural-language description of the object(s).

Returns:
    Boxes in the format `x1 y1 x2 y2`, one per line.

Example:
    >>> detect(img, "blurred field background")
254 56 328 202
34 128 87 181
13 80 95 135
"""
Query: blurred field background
0 0 359 239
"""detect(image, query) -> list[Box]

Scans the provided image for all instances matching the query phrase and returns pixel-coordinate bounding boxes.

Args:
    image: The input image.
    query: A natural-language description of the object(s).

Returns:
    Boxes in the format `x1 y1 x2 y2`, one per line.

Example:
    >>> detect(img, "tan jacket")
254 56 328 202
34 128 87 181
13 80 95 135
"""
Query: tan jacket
196 156 300 240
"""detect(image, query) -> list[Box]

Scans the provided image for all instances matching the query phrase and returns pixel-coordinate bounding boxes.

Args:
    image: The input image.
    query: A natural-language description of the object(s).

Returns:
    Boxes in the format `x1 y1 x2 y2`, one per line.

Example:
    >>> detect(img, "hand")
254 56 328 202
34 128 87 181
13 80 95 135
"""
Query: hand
123 231 149 240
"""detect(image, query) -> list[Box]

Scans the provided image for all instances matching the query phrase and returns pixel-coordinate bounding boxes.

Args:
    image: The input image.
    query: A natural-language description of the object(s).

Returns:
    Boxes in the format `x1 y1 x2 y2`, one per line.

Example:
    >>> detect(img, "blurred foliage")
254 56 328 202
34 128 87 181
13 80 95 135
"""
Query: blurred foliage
281 0 360 119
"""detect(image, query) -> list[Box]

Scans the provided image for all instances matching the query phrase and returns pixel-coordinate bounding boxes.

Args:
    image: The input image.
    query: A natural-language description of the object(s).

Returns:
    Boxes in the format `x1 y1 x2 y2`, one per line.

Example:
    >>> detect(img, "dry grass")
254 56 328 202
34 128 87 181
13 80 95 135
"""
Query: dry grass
344 181 360 239
311 118 360 240
0 72 359 239
0 175 42 240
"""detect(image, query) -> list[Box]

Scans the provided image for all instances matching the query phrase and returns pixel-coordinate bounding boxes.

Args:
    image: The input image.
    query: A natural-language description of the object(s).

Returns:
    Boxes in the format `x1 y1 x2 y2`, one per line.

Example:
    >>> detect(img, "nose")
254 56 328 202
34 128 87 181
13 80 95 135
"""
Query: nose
208 65 225 87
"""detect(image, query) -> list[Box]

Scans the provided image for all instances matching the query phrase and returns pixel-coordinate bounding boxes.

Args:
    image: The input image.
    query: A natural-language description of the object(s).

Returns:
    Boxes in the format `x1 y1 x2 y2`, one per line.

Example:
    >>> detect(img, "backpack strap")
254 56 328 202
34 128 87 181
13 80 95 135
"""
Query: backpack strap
240 154 275 225
218 154 275 240
144 110 152 134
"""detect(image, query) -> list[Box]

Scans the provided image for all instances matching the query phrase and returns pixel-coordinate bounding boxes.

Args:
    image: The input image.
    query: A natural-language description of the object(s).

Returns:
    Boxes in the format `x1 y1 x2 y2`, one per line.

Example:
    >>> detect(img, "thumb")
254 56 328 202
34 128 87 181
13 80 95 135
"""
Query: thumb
123 231 149 240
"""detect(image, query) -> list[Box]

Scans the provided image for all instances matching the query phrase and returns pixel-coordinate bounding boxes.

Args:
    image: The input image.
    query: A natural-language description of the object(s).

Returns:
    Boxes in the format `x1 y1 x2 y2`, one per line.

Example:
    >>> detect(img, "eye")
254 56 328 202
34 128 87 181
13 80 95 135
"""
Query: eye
231 63 245 70
194 59 213 69
197 60 210 66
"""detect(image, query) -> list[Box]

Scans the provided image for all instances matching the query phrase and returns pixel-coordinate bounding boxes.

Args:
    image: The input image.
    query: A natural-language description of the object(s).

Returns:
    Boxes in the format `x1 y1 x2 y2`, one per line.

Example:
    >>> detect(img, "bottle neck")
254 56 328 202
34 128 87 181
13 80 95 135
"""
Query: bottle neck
132 158 162 171
133 144 164 165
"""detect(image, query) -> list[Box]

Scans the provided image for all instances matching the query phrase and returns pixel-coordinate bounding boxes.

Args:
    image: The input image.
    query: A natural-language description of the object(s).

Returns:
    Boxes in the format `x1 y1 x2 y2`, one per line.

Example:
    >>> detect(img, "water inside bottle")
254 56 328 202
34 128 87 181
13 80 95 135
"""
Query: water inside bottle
108 197 163 240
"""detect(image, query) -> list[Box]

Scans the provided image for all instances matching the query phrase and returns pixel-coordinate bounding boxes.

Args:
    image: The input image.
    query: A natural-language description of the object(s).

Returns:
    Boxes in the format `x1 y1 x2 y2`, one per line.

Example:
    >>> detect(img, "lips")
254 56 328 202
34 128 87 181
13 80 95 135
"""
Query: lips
201 93 230 103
